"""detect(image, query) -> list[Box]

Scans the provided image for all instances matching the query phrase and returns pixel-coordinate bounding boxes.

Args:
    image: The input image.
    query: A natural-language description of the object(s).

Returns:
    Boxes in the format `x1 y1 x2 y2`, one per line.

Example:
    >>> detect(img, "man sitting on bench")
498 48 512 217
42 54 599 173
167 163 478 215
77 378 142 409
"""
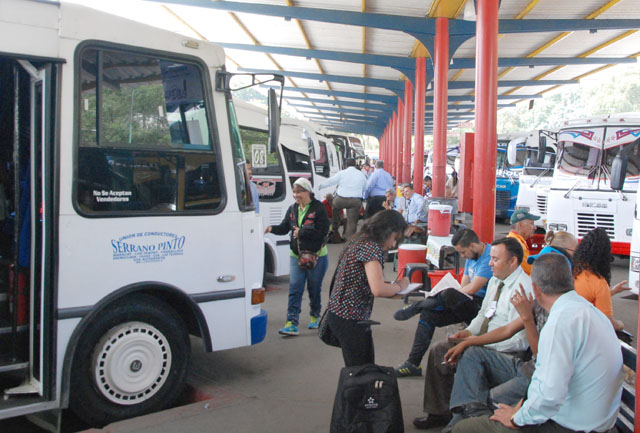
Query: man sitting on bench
454 253 624 433
393 228 492 378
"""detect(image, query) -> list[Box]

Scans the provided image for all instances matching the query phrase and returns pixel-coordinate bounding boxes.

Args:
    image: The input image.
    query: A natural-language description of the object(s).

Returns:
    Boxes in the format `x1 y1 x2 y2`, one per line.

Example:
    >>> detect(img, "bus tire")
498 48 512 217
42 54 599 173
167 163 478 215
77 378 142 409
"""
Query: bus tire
70 294 190 426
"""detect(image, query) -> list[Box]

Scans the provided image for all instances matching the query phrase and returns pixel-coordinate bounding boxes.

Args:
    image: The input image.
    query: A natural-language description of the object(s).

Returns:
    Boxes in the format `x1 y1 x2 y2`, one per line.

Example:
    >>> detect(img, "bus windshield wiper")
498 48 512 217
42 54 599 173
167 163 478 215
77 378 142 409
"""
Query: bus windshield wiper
563 164 599 198
532 167 550 187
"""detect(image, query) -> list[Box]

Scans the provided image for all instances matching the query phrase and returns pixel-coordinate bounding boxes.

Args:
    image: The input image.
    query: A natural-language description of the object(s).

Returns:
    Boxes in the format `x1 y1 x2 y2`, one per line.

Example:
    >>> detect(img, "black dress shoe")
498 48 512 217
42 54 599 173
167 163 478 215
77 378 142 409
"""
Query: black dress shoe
413 414 453 430
393 299 427 321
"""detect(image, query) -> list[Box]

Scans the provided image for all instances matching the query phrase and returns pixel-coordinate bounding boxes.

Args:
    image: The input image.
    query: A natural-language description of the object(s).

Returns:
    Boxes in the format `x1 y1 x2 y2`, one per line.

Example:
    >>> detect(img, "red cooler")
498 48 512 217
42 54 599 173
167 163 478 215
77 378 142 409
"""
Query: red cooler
428 202 452 237
397 244 427 283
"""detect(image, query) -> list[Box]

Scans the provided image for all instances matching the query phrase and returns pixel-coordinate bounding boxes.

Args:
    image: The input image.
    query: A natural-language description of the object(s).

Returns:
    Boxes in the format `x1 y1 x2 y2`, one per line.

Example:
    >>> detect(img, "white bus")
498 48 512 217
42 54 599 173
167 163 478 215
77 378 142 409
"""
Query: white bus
235 101 306 277
630 188 640 294
0 0 282 427
510 130 557 227
547 114 640 256
612 147 640 294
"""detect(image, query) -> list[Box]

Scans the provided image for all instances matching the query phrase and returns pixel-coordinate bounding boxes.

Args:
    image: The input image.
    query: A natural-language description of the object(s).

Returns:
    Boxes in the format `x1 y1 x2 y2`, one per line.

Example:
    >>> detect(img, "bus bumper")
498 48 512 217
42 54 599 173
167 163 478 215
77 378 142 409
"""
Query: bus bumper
611 241 630 256
251 309 268 345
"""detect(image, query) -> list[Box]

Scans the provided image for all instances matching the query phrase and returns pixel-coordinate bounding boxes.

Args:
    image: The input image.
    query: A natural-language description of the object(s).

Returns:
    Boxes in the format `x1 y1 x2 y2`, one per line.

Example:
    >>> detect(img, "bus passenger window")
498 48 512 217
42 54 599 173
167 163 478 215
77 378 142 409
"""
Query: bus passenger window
76 47 222 214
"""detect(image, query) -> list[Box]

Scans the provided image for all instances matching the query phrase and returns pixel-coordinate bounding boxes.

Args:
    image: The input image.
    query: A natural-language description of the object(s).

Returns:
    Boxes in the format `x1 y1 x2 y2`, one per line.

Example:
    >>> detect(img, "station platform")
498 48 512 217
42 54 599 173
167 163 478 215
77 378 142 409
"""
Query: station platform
2 224 635 433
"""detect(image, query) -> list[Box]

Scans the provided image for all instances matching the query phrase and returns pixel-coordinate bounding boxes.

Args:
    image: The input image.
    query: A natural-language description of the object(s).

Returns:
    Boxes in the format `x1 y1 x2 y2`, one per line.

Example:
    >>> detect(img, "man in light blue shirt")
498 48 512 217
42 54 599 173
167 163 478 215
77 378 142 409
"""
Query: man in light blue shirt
454 253 624 433
402 184 427 224
364 160 394 217
394 229 492 378
319 158 367 240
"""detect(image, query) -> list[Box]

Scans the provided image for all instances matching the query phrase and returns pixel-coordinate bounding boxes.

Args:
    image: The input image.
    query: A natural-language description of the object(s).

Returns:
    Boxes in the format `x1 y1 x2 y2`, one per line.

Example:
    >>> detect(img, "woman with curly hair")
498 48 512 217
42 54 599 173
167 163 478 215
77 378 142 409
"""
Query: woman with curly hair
325 210 409 366
572 227 628 330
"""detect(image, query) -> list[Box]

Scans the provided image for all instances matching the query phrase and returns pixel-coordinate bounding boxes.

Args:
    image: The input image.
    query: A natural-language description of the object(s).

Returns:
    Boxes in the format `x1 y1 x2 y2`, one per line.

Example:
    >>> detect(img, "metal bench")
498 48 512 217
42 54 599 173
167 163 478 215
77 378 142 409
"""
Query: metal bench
618 340 636 433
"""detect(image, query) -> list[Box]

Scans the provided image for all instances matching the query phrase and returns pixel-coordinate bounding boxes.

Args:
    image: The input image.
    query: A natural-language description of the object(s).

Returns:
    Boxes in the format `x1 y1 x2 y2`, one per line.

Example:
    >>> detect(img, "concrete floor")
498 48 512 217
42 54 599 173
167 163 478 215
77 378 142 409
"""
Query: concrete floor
2 223 636 433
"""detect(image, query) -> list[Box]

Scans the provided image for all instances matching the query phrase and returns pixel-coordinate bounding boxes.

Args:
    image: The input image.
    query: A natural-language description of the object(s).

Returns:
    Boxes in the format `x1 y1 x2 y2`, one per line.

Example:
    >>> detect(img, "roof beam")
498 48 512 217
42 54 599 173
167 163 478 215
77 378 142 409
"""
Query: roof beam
218 42 417 80
217 43 634 83
293 104 389 115
265 85 540 103
453 56 636 69
301 112 387 121
239 67 405 96
288 104 391 117
262 85 397 104
449 79 577 89
322 124 384 137
284 96 393 111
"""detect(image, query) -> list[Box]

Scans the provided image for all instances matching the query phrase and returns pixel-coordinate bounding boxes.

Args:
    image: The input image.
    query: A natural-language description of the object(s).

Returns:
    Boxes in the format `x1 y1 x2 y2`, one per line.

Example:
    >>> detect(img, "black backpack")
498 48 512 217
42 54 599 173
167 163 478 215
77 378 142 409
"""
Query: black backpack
330 364 404 433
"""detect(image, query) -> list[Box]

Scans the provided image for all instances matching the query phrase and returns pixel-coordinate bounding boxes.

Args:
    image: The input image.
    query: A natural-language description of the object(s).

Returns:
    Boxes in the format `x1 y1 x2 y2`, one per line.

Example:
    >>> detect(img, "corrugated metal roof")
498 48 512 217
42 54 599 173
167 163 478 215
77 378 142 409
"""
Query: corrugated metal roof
67 0 640 137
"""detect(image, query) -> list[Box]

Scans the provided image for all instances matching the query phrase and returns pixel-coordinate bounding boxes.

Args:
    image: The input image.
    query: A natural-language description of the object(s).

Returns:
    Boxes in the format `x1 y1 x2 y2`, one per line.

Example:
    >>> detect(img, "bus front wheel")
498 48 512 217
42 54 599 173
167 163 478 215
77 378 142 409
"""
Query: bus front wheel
70 294 190 426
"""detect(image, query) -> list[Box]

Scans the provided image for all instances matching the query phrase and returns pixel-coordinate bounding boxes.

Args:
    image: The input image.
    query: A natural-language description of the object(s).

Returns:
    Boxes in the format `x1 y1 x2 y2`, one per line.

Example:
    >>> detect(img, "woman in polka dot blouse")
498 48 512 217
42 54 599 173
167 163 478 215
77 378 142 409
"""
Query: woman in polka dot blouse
326 210 410 366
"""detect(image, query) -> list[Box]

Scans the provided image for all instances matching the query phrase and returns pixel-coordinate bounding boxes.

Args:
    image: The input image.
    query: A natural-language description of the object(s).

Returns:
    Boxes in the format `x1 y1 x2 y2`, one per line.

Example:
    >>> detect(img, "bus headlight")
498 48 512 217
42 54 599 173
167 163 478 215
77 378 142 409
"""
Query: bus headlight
626 228 633 237
632 256 640 273
548 223 567 232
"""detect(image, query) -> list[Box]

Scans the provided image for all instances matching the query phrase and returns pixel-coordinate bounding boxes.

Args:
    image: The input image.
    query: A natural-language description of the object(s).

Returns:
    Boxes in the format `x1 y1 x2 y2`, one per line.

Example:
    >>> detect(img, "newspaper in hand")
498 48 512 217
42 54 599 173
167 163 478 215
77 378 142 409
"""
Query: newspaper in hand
425 272 472 300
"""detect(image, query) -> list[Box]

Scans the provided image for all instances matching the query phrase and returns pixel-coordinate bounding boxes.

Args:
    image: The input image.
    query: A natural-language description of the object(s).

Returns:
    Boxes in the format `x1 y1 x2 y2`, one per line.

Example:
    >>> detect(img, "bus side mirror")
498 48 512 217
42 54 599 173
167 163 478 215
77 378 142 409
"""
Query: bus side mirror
507 141 517 165
610 153 627 191
538 136 547 164
268 88 280 154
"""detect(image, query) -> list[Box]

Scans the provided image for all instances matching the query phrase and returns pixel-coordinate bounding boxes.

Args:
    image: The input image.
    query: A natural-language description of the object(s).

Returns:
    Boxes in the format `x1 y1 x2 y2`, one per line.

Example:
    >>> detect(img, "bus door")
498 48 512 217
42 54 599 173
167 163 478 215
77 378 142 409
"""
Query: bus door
4 60 55 400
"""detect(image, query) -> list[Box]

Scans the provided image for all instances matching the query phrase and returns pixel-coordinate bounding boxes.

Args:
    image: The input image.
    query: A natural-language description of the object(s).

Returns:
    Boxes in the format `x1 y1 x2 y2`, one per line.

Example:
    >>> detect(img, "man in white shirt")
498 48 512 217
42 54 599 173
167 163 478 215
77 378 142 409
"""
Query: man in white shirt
454 253 623 433
319 158 367 240
414 237 533 430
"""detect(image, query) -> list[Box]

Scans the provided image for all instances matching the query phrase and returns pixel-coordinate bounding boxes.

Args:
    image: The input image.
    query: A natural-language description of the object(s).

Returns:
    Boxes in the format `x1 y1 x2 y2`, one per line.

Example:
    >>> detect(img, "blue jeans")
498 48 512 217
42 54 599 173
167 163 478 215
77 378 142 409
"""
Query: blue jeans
287 254 329 326
449 346 528 411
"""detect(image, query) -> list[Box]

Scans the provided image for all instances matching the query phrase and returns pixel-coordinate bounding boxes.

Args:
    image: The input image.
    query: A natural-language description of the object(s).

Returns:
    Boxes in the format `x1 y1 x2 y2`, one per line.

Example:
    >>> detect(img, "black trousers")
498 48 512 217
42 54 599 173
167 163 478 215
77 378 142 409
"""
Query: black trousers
365 195 386 218
327 311 374 367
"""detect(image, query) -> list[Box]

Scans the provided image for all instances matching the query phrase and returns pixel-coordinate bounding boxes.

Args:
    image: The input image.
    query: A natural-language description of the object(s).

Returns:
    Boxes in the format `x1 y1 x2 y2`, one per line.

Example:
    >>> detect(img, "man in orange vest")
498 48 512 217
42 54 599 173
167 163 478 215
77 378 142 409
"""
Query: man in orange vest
506 209 540 275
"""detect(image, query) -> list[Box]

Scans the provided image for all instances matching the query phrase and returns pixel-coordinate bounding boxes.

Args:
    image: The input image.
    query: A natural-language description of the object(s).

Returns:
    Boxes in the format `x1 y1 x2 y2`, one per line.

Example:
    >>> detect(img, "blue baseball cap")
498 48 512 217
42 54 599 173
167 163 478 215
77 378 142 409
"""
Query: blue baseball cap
527 246 572 269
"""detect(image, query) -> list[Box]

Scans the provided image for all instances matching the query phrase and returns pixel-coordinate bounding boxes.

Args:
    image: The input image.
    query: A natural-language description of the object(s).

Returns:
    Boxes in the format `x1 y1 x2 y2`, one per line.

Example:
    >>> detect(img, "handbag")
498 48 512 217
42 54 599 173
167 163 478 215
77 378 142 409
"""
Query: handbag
318 261 341 347
295 206 321 270
297 237 319 270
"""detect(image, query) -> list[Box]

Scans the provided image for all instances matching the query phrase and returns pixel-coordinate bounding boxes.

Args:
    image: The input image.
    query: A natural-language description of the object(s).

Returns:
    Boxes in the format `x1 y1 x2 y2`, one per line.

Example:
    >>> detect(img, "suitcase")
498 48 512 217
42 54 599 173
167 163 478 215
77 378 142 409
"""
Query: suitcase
330 363 404 433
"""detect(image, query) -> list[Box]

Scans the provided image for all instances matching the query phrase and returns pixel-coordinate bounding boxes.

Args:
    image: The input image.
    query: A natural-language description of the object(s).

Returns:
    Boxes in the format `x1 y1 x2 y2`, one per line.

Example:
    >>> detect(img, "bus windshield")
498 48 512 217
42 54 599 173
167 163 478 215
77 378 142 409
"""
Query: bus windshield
496 145 526 174
557 138 640 190
523 148 556 176
240 126 285 202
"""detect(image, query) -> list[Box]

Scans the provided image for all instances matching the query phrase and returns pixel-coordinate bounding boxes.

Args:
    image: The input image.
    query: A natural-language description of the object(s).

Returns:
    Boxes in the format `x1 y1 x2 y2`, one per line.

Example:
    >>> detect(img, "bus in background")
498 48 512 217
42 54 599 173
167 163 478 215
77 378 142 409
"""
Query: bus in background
509 130 557 227
423 146 460 179
284 118 341 190
348 136 367 166
496 133 528 221
235 100 292 277
328 133 363 169
0 0 281 427
630 187 640 294
611 137 640 294
547 114 640 256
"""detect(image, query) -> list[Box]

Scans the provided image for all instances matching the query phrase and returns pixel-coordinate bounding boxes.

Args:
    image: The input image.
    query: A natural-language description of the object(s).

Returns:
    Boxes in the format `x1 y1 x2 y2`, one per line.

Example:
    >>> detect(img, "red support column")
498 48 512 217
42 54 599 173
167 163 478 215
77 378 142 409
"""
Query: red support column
413 57 427 195
637 303 640 432
459 132 474 213
402 80 413 184
391 112 398 179
396 99 404 181
432 17 449 198
473 0 499 244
